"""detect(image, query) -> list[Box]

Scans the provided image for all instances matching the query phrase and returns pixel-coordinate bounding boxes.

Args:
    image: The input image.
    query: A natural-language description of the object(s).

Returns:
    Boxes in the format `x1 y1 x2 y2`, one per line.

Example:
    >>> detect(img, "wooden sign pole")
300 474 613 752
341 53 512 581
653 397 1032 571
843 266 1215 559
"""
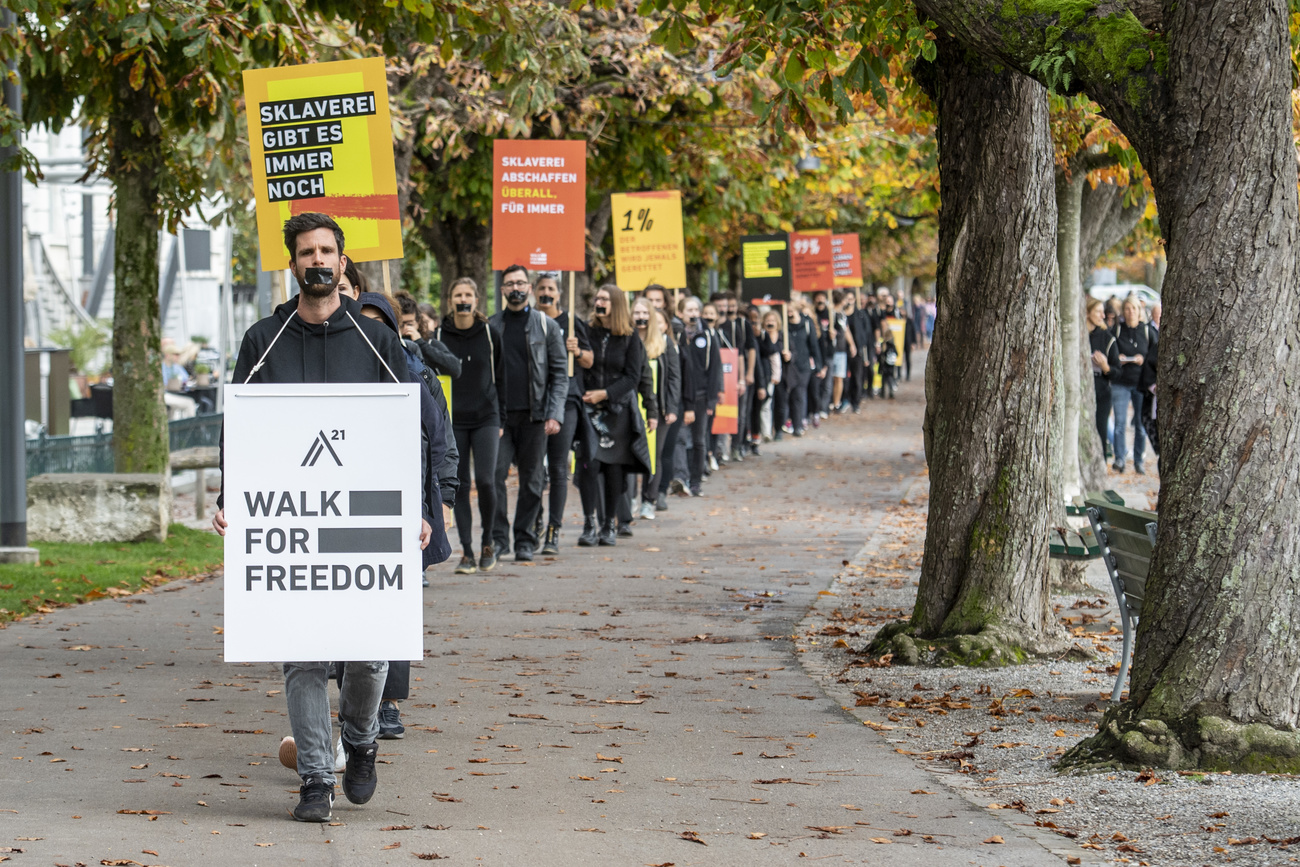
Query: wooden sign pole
567 271 576 376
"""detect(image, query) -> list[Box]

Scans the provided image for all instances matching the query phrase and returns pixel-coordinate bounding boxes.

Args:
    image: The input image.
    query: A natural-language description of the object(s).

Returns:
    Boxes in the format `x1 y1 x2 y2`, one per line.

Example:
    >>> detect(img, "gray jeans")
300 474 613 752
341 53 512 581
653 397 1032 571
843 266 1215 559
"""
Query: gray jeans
284 660 387 784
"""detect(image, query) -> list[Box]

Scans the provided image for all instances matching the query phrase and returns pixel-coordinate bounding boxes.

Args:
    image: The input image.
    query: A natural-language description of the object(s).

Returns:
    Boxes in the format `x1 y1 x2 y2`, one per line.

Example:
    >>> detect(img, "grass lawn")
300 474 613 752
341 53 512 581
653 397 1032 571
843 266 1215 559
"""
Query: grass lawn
0 524 222 623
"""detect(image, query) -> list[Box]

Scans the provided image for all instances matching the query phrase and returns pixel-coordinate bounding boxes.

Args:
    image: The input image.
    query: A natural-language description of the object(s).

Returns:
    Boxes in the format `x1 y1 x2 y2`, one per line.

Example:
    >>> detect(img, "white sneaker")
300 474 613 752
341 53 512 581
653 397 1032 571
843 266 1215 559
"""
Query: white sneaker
708 454 719 472
334 736 346 773
638 501 656 521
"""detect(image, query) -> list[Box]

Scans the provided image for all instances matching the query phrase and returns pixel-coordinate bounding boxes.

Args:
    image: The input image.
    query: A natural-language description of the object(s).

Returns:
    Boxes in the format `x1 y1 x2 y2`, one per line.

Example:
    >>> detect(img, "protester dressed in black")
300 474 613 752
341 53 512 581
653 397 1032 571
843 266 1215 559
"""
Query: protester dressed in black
438 279 505 573
630 299 678 521
488 265 567 561
678 296 723 495
581 285 654 546
1086 298 1119 458
775 305 822 437
534 275 593 554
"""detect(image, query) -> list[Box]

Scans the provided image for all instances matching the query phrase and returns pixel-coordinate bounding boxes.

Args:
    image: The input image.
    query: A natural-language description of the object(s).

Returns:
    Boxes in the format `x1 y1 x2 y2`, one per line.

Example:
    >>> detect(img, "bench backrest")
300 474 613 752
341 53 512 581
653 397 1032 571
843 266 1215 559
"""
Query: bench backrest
1084 496 1157 618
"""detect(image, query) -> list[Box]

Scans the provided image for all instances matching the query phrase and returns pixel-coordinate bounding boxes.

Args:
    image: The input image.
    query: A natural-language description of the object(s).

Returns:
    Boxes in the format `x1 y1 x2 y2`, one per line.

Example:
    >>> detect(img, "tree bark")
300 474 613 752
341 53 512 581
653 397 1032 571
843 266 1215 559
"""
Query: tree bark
879 37 1066 665
108 63 167 474
1083 0 1300 770
420 215 491 315
1055 170 1085 504
909 0 1300 768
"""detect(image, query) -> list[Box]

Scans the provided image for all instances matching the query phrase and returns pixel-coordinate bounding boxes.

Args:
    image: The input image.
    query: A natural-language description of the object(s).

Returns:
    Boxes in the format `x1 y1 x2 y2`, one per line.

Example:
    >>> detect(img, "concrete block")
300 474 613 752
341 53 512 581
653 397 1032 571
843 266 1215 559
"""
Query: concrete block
27 473 172 543
0 547 39 564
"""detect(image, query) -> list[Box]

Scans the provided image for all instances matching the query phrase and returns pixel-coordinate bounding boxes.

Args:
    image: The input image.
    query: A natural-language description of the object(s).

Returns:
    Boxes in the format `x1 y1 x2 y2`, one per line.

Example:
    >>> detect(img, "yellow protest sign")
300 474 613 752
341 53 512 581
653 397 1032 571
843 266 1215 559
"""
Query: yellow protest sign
243 58 402 270
611 191 686 290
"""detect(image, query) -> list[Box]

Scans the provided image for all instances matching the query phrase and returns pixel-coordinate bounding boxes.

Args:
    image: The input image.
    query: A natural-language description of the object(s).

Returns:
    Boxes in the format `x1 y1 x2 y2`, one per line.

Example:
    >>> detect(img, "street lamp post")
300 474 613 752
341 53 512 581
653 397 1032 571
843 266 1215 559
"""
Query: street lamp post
0 10 37 562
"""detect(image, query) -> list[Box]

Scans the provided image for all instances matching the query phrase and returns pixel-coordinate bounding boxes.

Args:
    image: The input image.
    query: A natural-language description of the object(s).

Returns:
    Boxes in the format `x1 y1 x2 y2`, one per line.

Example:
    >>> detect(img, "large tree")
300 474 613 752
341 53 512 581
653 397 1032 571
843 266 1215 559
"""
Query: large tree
874 36 1066 663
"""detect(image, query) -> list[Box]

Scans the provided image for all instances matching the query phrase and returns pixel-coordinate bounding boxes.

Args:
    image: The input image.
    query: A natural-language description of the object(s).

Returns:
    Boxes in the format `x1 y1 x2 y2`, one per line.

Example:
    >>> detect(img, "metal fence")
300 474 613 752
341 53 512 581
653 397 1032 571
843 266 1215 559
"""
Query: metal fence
25 414 223 478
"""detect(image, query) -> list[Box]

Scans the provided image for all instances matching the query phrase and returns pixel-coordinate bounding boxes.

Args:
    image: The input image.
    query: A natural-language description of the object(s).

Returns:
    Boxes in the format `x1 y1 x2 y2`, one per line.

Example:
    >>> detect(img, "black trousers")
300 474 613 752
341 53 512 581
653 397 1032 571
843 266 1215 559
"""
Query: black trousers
492 410 548 552
595 462 627 524
686 404 710 493
777 375 810 433
735 382 752 450
1094 376 1111 455
545 401 580 529
453 423 498 557
644 417 671 500
845 353 863 408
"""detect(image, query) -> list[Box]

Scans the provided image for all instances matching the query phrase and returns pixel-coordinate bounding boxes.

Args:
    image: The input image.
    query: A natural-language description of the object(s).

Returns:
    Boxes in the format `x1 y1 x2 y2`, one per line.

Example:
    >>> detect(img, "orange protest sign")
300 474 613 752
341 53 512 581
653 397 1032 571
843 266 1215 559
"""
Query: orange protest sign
832 233 863 287
244 58 402 270
492 140 587 271
790 230 835 293
711 348 740 435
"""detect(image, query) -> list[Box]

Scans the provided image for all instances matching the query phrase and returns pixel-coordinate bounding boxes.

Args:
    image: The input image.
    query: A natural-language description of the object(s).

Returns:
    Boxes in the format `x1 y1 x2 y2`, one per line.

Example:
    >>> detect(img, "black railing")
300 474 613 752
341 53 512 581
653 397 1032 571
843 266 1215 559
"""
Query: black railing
25 414 223 478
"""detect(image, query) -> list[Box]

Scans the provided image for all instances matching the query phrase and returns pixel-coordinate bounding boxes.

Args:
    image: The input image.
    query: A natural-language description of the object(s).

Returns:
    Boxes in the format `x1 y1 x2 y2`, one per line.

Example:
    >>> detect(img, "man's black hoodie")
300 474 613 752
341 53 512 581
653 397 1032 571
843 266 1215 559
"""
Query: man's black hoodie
218 294 451 564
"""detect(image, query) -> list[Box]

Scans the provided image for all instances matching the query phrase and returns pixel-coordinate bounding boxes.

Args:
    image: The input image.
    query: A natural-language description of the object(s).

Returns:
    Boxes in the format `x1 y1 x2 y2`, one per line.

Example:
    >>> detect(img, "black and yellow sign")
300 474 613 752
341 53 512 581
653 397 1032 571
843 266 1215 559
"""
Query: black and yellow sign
740 233 791 303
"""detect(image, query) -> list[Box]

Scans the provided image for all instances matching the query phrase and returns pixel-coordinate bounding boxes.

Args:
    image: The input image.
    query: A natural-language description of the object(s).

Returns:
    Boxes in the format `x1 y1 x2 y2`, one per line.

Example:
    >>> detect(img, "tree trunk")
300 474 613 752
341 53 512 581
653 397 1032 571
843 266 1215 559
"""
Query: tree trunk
877 38 1067 665
1066 0 1300 771
108 64 167 474
1055 169 1085 507
421 216 491 315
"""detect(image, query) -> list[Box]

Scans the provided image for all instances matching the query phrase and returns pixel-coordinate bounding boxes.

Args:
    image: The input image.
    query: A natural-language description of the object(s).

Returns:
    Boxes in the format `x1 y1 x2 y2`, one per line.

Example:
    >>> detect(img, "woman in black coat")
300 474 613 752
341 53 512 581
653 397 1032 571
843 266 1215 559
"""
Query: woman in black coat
678 295 723 496
775 304 822 437
579 285 653 547
1086 298 1119 458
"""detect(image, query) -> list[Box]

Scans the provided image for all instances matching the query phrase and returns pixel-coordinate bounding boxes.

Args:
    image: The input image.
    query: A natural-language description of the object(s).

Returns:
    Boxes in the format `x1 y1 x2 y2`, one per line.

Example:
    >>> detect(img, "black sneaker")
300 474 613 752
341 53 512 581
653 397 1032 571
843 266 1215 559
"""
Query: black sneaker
479 545 498 572
514 545 534 562
616 522 633 538
454 555 477 575
377 701 405 740
293 775 334 822
655 493 668 512
341 739 379 805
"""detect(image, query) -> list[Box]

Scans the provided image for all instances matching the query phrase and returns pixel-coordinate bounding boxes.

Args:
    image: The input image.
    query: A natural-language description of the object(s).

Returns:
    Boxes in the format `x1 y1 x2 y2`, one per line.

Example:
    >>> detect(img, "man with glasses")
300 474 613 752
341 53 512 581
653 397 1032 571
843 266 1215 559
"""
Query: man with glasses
489 265 567 562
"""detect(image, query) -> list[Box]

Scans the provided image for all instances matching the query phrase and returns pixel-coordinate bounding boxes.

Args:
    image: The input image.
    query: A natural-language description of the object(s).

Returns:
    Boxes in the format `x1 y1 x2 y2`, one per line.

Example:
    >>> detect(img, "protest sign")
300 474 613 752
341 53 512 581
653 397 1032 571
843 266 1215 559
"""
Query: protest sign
790 230 835 293
492 140 587 271
832 233 864 287
222 383 423 662
740 233 791 303
244 58 402 271
610 191 686 290
712 348 740 435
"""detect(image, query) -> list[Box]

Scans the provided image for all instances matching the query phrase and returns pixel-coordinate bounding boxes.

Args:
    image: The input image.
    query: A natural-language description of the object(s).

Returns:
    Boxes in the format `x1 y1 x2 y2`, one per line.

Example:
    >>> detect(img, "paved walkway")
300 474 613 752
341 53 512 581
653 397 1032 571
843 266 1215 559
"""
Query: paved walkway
3 360 1071 865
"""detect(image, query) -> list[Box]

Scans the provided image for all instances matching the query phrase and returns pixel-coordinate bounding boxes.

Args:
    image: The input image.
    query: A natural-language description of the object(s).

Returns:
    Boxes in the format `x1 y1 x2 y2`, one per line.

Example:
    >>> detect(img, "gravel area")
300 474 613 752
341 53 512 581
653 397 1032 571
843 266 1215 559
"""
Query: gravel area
797 471 1300 867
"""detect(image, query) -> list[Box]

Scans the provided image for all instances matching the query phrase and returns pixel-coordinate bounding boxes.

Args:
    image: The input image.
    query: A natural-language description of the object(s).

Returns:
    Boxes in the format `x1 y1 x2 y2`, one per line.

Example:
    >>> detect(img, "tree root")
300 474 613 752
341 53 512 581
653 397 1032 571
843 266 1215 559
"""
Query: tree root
1060 704 1300 773
868 620 1082 668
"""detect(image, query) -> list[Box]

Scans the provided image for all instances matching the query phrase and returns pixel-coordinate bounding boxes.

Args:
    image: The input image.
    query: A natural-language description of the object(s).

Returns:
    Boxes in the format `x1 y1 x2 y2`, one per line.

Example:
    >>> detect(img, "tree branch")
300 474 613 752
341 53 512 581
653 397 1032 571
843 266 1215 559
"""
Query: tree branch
912 1 1166 165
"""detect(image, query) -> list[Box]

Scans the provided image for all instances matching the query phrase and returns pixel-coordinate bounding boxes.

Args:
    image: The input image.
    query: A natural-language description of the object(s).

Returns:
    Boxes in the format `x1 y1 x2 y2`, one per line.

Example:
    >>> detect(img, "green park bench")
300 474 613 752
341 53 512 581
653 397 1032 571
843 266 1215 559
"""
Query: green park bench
1066 489 1123 516
1048 490 1124 559
1085 495 1158 702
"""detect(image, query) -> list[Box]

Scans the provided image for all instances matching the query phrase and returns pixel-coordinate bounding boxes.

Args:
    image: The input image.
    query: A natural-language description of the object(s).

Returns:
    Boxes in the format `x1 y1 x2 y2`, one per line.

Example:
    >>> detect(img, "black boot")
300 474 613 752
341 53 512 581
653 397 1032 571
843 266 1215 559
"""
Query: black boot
577 516 599 547
598 519 618 546
542 525 560 556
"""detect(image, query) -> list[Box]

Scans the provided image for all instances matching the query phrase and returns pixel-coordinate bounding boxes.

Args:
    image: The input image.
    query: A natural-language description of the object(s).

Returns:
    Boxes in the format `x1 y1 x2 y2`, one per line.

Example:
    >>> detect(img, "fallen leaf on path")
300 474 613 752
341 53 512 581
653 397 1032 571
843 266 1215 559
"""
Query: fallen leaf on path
413 855 447 861
679 831 706 845
508 713 547 720
596 753 622 763
575 828 605 833
380 841 400 850
381 825 412 831
807 826 849 835
869 837 892 844
117 809 170 816
984 835 1005 844
747 832 766 839
603 699 645 705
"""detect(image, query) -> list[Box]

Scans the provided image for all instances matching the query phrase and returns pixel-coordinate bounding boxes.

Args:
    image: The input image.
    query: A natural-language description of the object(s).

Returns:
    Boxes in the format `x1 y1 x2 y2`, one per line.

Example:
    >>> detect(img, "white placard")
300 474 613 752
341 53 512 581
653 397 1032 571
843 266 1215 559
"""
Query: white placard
222 383 423 662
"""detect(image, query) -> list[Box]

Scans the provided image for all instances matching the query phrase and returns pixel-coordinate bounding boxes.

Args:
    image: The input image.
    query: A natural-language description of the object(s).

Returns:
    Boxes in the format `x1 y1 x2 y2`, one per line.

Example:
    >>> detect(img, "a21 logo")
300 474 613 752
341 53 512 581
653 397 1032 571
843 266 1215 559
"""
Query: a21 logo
301 429 344 467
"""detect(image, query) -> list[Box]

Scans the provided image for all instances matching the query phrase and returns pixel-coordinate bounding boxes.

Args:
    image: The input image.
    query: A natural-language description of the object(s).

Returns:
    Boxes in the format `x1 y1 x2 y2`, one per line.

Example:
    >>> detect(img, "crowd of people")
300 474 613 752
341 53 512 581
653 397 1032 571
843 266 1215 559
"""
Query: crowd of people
1088 292 1161 474
214 212 929 823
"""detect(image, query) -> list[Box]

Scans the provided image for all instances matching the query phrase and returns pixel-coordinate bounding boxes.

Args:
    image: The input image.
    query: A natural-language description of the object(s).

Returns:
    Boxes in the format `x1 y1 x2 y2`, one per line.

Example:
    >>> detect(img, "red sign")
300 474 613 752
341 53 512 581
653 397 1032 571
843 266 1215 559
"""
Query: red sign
832 233 863 287
492 140 586 271
711 348 739 435
790 230 835 293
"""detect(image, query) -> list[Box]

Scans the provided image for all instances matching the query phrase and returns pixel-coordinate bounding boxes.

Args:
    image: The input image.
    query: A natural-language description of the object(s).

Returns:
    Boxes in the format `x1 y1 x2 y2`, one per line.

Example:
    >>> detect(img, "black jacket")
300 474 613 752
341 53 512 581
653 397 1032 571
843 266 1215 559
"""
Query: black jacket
1089 325 1119 386
219 294 451 565
1111 321 1156 389
414 337 463 379
680 326 724 414
659 337 682 420
438 316 504 430
783 316 822 386
489 306 567 423
848 309 874 363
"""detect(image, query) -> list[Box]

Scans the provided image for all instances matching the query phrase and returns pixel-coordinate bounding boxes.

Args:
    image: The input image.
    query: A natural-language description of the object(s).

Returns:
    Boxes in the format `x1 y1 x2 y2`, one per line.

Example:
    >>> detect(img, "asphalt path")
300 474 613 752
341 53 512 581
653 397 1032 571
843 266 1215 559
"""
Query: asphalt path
2 357 1072 865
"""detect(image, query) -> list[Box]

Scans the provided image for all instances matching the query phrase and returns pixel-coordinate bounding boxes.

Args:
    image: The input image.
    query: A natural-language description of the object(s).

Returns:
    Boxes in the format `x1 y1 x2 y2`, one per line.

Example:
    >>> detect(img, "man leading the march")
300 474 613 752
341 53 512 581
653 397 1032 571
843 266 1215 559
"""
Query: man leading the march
212 212 446 822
